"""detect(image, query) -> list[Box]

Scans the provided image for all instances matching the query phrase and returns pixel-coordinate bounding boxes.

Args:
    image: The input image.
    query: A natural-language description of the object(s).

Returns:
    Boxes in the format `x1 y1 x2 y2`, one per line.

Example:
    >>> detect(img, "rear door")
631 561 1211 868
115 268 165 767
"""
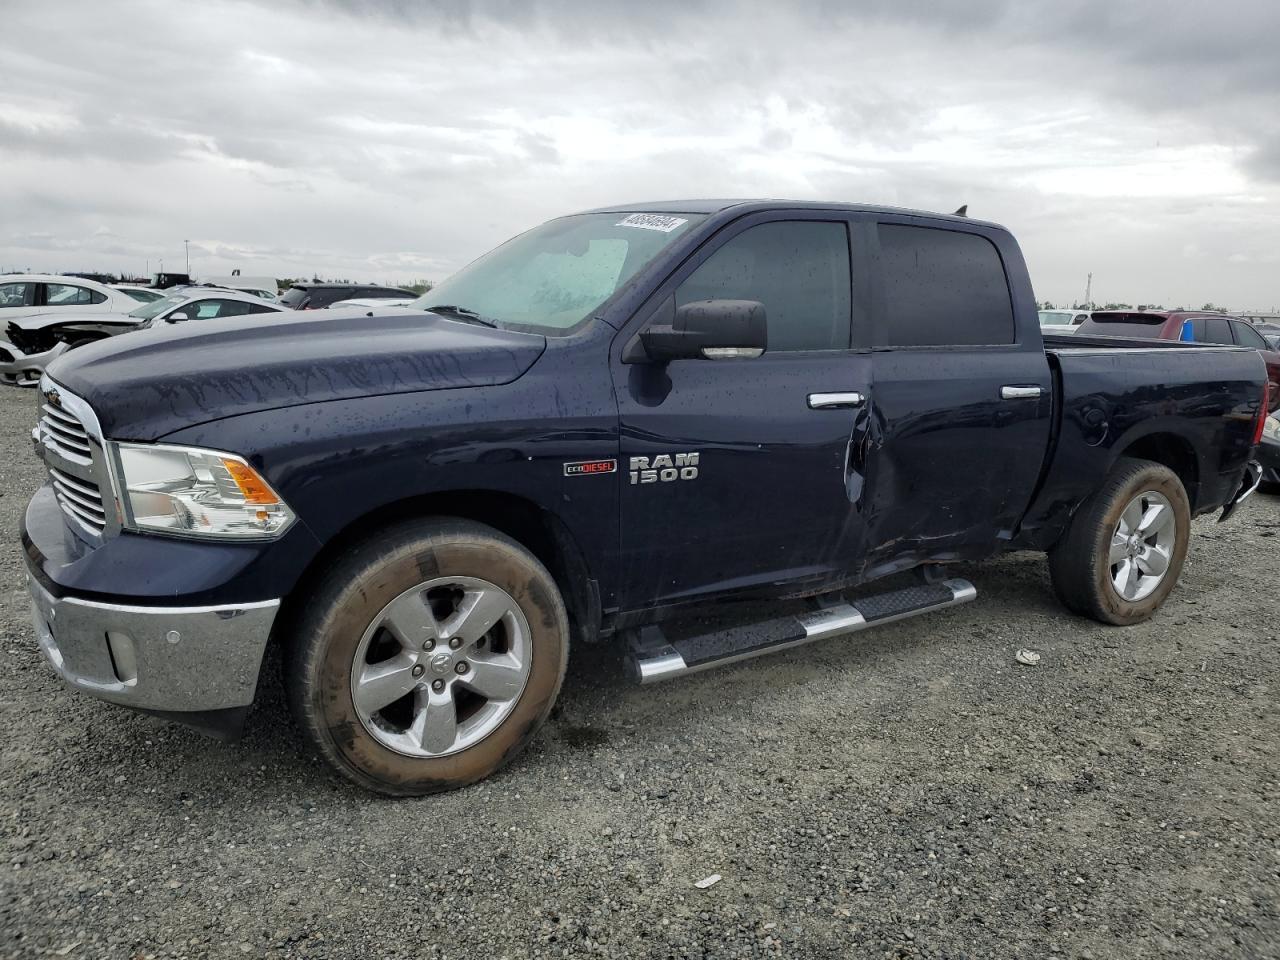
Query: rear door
611 211 873 609
859 218 1053 576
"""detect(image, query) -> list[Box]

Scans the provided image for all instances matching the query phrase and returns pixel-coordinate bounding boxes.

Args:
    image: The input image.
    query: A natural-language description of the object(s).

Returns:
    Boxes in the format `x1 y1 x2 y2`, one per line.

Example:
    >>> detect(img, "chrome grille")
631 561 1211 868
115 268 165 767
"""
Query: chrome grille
49 466 106 532
40 401 93 461
35 378 112 538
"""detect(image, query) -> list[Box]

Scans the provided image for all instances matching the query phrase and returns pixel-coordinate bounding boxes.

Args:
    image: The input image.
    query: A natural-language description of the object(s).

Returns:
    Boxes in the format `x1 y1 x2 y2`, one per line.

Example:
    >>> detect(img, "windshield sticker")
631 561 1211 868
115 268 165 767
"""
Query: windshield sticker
615 213 689 233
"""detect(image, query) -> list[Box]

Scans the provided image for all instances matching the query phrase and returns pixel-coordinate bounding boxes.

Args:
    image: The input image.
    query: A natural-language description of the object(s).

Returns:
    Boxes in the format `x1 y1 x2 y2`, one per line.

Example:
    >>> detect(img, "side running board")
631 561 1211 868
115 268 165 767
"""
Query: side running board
628 578 976 684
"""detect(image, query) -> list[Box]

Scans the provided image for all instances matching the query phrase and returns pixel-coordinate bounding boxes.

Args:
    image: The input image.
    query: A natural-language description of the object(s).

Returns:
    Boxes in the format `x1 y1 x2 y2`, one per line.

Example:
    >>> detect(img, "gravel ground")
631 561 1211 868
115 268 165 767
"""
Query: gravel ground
1 384 1278 960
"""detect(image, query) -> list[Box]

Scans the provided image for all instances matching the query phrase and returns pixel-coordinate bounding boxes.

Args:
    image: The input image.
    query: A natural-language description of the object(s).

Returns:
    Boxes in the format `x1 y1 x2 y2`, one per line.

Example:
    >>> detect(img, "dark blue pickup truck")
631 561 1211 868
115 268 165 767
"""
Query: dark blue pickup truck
24 201 1267 794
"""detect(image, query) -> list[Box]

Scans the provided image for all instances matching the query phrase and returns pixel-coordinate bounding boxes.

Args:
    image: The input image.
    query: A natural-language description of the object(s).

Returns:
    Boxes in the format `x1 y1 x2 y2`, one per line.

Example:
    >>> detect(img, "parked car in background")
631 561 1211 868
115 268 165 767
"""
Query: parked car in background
0 289 285 386
1077 310 1280 410
201 276 280 301
0 274 140 323
1037 309 1090 335
1258 414 1280 492
279 282 416 310
1249 322 1280 351
111 285 165 304
151 272 192 289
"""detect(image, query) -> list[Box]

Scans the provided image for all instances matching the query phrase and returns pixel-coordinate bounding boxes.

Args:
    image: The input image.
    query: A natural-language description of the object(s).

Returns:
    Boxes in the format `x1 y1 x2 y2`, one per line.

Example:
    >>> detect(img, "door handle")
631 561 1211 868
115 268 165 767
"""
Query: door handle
808 392 866 409
1000 385 1042 400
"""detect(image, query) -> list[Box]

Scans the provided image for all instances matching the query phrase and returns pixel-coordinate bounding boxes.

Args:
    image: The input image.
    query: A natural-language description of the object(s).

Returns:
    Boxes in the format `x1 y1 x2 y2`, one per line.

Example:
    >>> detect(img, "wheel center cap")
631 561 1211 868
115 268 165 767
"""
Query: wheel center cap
429 652 452 676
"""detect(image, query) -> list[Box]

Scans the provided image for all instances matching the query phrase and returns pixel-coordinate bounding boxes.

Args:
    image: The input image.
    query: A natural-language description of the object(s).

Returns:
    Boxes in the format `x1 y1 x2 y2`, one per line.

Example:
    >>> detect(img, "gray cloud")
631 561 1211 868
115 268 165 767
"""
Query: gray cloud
0 0 1277 307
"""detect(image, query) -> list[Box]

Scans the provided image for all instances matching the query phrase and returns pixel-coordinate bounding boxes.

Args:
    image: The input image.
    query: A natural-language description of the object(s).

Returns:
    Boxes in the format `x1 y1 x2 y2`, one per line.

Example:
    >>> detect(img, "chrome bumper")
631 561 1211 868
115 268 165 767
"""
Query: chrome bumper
0 340 68 387
1219 460 1262 522
27 574 279 713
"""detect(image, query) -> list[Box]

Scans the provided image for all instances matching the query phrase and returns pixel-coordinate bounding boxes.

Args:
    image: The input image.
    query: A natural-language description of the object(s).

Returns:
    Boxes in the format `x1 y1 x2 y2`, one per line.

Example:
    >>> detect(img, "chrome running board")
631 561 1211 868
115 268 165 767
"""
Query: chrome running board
628 578 976 684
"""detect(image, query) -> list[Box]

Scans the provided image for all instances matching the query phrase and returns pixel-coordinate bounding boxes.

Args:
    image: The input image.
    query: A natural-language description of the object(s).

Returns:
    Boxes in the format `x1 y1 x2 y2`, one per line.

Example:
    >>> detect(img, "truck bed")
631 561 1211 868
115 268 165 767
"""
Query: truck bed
1012 335 1264 551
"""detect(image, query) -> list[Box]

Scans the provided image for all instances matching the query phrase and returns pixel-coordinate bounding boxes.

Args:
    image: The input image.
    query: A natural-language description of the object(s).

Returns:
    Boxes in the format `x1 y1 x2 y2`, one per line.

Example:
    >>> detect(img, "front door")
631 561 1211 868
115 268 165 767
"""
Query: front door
611 212 873 611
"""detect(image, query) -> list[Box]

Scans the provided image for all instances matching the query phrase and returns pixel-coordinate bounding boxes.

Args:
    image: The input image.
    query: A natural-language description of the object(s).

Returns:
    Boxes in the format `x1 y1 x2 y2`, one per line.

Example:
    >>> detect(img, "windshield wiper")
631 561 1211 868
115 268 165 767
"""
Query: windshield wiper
422 304 498 328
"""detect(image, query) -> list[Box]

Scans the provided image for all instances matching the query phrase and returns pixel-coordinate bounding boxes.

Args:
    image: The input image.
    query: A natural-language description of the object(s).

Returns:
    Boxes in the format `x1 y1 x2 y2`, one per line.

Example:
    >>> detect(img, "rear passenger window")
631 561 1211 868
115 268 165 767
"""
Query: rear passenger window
44 283 105 306
877 224 1014 346
1199 317 1233 345
677 221 851 352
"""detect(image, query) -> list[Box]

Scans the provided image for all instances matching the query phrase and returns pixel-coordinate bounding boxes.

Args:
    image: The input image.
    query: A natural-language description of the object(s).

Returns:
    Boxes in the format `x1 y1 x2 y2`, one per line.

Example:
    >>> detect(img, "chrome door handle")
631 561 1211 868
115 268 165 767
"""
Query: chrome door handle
808 391 866 409
1000 385 1042 400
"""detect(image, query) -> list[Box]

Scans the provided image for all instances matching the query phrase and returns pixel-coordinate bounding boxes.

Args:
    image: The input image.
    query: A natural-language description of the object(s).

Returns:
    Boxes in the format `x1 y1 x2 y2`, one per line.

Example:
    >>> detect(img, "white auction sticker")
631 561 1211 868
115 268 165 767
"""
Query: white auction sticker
615 213 689 233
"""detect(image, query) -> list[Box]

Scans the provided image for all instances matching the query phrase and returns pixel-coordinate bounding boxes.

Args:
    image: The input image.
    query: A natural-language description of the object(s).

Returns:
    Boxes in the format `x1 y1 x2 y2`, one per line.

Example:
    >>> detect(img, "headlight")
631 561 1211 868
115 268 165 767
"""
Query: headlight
1265 416 1280 441
111 443 295 539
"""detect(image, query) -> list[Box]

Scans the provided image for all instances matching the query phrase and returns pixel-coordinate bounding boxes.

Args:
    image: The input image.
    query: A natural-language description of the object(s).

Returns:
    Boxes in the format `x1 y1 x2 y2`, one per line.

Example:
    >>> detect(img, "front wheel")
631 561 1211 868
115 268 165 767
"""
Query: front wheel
1048 457 1191 625
284 519 569 796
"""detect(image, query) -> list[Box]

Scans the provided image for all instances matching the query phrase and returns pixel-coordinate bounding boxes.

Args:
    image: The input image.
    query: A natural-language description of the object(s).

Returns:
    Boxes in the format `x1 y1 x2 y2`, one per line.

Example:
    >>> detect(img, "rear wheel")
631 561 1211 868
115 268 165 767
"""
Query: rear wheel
285 519 569 795
1048 457 1190 625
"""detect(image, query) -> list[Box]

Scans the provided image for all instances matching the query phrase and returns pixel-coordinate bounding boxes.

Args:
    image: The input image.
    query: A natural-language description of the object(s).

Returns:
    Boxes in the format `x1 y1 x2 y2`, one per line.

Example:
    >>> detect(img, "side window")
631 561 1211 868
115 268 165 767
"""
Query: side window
877 224 1015 346
310 289 344 308
44 283 104 306
1201 317 1233 345
194 299 252 319
246 302 278 314
0 282 35 307
676 221 851 352
1233 321 1268 350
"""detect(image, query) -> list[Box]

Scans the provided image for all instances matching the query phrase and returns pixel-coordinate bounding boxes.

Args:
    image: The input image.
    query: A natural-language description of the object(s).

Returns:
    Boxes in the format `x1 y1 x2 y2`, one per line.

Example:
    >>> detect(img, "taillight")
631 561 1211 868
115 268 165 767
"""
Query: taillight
1253 382 1268 444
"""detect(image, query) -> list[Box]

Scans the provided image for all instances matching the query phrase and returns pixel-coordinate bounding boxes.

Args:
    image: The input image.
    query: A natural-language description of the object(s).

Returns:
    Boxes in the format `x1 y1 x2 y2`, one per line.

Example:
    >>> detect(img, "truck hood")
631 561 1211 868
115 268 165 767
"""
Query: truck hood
47 308 547 440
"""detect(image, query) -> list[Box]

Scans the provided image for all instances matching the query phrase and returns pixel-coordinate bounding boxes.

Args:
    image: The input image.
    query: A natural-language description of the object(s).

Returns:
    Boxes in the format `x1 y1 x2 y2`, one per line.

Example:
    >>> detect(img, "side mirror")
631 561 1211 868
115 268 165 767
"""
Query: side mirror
167 311 190 323
636 298 767 362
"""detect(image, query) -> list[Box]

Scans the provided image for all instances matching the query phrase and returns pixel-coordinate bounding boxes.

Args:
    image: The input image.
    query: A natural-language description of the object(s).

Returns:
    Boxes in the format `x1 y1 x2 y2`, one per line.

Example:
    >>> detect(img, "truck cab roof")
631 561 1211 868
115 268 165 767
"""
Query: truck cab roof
577 199 999 228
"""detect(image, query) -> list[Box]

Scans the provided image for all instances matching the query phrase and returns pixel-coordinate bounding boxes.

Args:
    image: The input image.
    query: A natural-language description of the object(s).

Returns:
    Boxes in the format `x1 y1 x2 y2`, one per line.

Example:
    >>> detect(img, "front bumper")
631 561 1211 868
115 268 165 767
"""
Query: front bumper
27 569 279 738
0 340 68 387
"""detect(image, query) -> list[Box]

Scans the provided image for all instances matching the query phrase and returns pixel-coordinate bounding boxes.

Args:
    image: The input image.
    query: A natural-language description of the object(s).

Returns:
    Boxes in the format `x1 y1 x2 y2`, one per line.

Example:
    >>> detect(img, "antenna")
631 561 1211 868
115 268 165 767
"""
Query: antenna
953 204 968 217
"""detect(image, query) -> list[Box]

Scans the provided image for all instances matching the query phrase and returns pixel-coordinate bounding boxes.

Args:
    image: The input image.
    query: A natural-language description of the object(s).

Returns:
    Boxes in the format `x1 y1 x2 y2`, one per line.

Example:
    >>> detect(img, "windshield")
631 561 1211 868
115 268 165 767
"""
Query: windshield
120 288 165 302
128 293 189 320
1038 310 1075 326
408 212 706 333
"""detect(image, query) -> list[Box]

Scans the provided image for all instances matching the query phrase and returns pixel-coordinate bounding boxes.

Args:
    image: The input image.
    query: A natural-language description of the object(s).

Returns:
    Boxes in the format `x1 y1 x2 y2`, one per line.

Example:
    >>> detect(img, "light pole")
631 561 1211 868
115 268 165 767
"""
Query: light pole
184 240 190 277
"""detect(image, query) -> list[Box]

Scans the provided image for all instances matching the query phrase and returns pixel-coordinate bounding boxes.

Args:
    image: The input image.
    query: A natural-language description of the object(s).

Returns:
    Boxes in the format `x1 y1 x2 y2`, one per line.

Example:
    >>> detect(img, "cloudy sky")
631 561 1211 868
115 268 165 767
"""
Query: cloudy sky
2 0 1278 308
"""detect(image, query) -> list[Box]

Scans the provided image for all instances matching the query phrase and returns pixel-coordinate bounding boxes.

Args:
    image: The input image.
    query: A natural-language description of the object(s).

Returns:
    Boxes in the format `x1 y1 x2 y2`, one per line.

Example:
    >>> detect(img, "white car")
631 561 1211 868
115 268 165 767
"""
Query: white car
1038 309 1091 336
0 274 140 322
0 289 286 386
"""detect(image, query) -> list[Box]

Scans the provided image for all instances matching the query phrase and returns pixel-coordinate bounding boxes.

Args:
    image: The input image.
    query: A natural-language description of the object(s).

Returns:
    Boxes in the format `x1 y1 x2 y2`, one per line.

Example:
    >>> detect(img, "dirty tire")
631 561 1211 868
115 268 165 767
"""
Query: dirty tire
284 518 569 796
1048 457 1190 626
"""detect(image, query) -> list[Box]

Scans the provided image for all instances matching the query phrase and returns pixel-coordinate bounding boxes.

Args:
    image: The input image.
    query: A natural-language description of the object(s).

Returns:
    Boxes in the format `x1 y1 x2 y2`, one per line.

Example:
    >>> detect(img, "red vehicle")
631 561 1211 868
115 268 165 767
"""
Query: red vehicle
1077 311 1280 410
